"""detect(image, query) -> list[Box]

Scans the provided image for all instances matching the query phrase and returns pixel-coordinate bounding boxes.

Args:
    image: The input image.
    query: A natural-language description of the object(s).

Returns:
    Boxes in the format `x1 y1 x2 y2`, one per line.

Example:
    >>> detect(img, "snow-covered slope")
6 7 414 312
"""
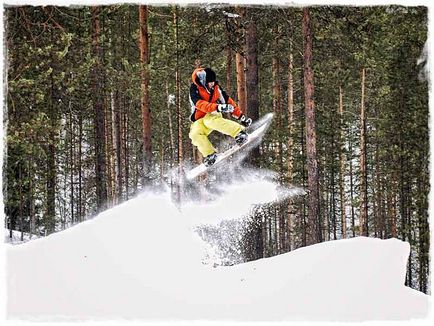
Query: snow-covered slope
6 179 429 321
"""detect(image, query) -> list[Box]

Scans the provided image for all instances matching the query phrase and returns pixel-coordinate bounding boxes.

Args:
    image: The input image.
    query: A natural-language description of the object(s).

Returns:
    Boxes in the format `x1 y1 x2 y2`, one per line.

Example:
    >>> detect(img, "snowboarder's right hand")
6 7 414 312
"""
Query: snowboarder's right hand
217 104 235 113
239 114 252 127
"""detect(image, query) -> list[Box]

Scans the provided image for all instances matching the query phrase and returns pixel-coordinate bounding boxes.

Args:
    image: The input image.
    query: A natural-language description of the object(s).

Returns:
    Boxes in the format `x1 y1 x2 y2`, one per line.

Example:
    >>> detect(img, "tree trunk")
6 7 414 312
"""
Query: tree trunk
349 136 356 237
78 107 83 221
28 158 35 238
226 45 232 94
114 90 123 202
416 163 429 293
46 132 56 234
104 101 113 207
62 155 67 230
139 5 152 185
374 142 381 238
91 6 108 212
287 41 295 251
244 8 263 259
302 8 321 245
159 138 164 180
173 6 183 204
338 86 346 238
45 26 58 234
388 172 398 238
245 8 260 166
261 210 267 257
300 99 307 247
174 7 182 166
272 25 283 171
101 22 114 207
165 80 175 165
235 7 247 114
324 177 330 241
272 27 285 252
359 67 368 236
19 162 24 241
329 111 337 240
287 51 295 183
378 177 386 238
123 102 130 200
69 102 75 224
236 53 247 114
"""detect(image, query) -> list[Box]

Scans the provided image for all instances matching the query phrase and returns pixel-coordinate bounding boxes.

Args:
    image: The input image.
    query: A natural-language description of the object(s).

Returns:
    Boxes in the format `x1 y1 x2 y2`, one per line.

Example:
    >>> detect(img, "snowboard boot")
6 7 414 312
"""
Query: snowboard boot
235 130 248 146
203 153 217 167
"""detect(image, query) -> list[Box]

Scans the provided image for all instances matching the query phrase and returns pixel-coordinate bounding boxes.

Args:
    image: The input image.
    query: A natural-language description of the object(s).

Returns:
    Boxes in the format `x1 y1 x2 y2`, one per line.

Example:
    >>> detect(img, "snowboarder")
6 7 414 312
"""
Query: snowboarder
189 67 252 167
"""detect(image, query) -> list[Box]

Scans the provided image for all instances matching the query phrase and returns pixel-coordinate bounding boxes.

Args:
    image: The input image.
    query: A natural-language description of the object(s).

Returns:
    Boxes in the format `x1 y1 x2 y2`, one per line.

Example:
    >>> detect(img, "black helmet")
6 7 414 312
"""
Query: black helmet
204 68 216 83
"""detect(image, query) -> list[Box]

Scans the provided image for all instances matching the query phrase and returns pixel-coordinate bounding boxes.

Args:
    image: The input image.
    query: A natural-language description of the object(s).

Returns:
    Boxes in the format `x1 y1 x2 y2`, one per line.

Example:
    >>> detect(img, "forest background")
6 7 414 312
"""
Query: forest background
2 3 430 294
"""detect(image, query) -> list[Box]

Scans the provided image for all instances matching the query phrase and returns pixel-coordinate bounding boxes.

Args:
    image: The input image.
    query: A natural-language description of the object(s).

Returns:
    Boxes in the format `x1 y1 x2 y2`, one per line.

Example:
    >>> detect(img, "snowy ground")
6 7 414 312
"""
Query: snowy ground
4 229 40 245
5 177 431 323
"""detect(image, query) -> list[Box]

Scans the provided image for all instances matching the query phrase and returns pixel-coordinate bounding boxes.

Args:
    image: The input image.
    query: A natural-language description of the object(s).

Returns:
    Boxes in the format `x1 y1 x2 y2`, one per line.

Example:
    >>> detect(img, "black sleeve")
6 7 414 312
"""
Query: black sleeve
190 83 201 105
220 87 230 103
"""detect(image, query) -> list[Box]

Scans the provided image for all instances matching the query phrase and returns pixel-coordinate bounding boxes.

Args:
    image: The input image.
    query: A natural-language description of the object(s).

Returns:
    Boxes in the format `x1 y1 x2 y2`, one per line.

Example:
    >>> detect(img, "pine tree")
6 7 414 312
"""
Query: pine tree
302 8 322 245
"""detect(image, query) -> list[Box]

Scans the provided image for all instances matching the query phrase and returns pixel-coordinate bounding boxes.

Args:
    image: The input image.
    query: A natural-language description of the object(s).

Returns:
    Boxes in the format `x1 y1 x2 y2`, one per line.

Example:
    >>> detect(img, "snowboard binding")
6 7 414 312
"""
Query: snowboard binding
235 130 248 146
203 153 217 167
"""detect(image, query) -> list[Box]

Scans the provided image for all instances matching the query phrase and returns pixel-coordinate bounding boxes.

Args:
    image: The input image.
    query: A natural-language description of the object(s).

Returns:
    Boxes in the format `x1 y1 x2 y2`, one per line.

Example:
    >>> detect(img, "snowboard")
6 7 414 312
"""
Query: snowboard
185 113 274 180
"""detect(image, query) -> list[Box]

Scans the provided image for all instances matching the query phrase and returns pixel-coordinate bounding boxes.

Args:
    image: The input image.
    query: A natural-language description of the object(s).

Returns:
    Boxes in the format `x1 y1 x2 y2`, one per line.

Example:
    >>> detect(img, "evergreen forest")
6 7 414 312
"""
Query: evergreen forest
3 4 429 294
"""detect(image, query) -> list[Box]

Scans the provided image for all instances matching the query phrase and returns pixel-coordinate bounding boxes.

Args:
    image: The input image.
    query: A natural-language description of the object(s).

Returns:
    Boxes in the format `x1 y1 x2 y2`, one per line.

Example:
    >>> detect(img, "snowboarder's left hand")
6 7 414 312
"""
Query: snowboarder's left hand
239 114 252 127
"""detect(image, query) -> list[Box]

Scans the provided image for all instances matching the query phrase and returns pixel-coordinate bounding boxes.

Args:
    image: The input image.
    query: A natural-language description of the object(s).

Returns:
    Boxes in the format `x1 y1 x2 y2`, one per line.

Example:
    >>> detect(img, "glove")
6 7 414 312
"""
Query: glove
217 103 234 113
239 114 252 127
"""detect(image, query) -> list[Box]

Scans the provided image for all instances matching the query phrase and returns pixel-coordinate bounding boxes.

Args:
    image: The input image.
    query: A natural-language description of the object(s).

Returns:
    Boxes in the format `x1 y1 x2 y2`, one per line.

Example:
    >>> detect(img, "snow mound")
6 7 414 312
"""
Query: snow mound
6 179 429 321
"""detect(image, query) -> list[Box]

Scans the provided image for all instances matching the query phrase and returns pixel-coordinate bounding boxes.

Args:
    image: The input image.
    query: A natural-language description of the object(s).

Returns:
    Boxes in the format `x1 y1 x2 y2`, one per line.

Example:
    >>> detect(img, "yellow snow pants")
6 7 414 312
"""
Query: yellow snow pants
189 113 244 157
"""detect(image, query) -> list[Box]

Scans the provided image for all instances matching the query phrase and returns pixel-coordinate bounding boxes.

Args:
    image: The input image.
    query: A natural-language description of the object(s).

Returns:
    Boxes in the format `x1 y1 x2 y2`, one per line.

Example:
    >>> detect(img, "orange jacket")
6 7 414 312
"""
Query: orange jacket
189 67 242 122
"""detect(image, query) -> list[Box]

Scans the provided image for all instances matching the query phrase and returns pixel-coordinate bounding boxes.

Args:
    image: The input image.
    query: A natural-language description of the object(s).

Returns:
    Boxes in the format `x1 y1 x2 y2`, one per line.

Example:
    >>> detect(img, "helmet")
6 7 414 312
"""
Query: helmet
204 68 216 83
